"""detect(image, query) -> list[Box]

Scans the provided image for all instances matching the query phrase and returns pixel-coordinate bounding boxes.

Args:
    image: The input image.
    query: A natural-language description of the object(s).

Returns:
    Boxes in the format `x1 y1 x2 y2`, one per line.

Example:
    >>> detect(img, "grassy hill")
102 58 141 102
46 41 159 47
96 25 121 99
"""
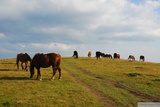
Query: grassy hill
0 57 160 107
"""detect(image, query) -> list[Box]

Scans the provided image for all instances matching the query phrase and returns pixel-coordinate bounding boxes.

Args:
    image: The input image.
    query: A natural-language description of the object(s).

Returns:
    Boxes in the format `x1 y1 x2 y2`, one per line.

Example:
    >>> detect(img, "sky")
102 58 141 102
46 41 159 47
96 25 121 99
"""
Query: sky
0 0 160 62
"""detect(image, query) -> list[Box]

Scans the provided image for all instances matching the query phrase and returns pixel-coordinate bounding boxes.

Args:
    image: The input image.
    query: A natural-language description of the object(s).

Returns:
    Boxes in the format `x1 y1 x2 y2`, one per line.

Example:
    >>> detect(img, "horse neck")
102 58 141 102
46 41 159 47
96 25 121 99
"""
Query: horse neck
28 57 31 61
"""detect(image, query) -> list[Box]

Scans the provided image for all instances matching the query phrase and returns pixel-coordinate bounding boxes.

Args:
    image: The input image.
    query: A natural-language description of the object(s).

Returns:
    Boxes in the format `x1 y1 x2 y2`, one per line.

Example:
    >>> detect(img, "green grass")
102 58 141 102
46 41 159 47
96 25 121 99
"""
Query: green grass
0 57 160 107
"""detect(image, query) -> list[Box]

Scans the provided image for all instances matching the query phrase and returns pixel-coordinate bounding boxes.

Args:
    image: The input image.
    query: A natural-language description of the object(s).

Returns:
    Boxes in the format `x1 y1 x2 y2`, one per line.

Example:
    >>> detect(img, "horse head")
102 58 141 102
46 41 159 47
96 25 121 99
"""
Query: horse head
30 64 35 78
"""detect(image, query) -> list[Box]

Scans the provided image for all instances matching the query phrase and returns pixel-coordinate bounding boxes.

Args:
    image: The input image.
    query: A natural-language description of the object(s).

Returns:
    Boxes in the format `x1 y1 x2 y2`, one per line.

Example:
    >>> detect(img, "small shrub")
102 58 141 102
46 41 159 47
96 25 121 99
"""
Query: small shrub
2 101 10 106
128 73 142 77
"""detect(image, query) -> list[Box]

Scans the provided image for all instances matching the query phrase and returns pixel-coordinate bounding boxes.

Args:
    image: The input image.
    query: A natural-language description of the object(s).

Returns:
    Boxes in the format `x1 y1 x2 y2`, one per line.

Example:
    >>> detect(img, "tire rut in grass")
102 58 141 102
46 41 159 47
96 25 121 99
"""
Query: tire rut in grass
66 64 159 102
63 67 118 107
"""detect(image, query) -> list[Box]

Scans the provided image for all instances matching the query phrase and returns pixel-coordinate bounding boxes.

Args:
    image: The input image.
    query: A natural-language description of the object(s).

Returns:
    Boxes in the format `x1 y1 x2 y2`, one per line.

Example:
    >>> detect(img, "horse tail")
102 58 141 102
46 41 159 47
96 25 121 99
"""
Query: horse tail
55 54 62 67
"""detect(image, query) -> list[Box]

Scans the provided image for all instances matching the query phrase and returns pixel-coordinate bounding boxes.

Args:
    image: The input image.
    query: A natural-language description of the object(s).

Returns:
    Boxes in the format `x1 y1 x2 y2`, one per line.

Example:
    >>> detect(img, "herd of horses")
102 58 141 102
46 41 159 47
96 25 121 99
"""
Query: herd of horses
72 51 145 61
16 51 145 80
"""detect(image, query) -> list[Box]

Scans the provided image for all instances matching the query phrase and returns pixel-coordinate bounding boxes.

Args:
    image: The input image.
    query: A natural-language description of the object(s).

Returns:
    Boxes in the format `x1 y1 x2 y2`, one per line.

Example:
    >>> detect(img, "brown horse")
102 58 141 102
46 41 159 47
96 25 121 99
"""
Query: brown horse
128 55 135 60
16 53 31 71
117 54 120 59
113 53 120 59
88 51 92 57
30 53 62 80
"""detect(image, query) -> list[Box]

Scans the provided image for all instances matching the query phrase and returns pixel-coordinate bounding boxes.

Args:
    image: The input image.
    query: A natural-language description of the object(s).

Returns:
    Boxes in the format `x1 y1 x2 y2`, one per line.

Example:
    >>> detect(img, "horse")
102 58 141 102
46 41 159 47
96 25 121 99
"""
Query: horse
113 53 120 59
16 53 31 71
95 51 103 59
114 53 118 59
30 53 62 80
88 51 92 57
72 51 78 59
140 55 145 61
117 54 120 59
102 54 112 58
128 55 135 61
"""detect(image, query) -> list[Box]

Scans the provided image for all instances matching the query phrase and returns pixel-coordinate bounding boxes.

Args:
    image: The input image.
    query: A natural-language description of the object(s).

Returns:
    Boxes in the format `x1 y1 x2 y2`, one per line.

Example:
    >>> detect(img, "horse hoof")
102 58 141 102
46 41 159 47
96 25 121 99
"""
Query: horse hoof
58 77 62 80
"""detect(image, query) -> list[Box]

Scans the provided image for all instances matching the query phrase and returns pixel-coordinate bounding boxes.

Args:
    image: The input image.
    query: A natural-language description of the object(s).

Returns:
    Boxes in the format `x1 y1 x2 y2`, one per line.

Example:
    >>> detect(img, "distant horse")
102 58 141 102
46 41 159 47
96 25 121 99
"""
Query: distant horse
30 53 62 80
117 54 120 59
72 51 78 59
128 55 135 61
88 51 92 57
95 51 103 59
114 53 117 58
16 53 31 71
140 55 145 61
113 53 120 59
102 54 112 58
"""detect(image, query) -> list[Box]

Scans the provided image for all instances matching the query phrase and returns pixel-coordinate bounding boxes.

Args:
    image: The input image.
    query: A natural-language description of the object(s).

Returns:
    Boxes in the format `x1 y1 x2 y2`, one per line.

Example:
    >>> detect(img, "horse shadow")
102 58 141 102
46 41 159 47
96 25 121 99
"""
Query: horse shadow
0 76 29 80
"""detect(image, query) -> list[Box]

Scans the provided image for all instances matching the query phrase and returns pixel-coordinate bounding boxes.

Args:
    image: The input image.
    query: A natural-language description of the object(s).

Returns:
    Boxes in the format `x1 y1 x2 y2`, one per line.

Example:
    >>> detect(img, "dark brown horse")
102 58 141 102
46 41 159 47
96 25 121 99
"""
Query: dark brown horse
30 53 62 80
16 53 31 71
88 51 92 57
113 53 120 59
128 55 135 61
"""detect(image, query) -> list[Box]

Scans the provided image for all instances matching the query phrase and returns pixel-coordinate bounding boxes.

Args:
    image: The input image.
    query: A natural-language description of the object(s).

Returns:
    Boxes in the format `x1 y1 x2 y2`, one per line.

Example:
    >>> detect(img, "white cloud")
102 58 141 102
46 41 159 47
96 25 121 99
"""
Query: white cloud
0 48 9 52
31 42 75 51
17 43 26 50
0 33 6 38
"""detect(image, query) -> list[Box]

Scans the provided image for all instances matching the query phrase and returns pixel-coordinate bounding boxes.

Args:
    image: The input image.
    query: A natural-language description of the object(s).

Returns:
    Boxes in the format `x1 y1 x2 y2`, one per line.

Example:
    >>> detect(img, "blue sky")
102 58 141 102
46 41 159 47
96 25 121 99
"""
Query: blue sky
0 0 160 62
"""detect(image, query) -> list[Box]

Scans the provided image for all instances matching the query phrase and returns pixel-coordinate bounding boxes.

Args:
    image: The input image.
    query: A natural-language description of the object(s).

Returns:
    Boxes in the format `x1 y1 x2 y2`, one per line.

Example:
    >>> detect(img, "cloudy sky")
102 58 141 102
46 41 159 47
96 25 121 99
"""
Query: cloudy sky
0 0 160 62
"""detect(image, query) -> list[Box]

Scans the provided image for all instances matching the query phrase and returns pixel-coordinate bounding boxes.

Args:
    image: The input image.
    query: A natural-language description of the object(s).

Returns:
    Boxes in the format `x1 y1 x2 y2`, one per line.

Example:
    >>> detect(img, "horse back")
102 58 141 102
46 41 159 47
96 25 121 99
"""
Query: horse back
47 53 62 66
17 53 31 63
31 53 61 68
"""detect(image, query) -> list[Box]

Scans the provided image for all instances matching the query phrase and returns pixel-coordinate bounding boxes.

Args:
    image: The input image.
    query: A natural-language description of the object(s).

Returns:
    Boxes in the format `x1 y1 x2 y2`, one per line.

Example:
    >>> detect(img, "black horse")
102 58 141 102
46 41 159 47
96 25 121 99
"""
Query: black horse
30 53 62 80
140 55 145 61
95 51 103 59
16 53 31 71
72 51 78 59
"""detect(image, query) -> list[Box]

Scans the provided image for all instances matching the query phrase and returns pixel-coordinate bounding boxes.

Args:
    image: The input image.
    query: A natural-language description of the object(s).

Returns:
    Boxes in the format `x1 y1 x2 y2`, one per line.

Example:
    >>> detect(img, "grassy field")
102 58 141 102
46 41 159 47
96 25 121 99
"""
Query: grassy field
0 57 160 107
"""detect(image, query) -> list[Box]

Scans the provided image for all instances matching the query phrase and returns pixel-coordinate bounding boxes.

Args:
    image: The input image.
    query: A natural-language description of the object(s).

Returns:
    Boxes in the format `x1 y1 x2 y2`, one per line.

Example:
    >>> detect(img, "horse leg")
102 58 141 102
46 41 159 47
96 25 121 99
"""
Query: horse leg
58 67 62 80
25 62 28 71
21 62 24 70
17 62 19 70
51 66 57 80
36 67 42 81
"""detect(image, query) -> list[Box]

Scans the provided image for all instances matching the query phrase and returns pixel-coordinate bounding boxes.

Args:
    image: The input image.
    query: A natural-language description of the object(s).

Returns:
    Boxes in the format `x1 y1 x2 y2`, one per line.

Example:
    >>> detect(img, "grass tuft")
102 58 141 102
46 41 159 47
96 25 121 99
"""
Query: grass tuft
128 73 142 77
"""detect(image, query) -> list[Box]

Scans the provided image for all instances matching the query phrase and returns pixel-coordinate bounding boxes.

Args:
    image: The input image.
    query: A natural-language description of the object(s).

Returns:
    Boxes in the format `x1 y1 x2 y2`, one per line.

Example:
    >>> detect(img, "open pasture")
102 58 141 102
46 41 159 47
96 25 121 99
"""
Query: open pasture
0 57 160 107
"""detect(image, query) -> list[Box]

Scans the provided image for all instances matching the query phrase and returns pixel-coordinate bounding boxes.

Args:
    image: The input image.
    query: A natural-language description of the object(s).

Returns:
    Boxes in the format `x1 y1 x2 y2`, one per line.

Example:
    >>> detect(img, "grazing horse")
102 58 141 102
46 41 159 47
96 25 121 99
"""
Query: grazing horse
114 53 120 59
140 55 145 61
128 55 135 60
117 54 120 59
114 53 118 58
72 51 78 59
95 51 103 59
30 53 62 80
102 54 112 58
88 51 92 57
16 53 31 71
